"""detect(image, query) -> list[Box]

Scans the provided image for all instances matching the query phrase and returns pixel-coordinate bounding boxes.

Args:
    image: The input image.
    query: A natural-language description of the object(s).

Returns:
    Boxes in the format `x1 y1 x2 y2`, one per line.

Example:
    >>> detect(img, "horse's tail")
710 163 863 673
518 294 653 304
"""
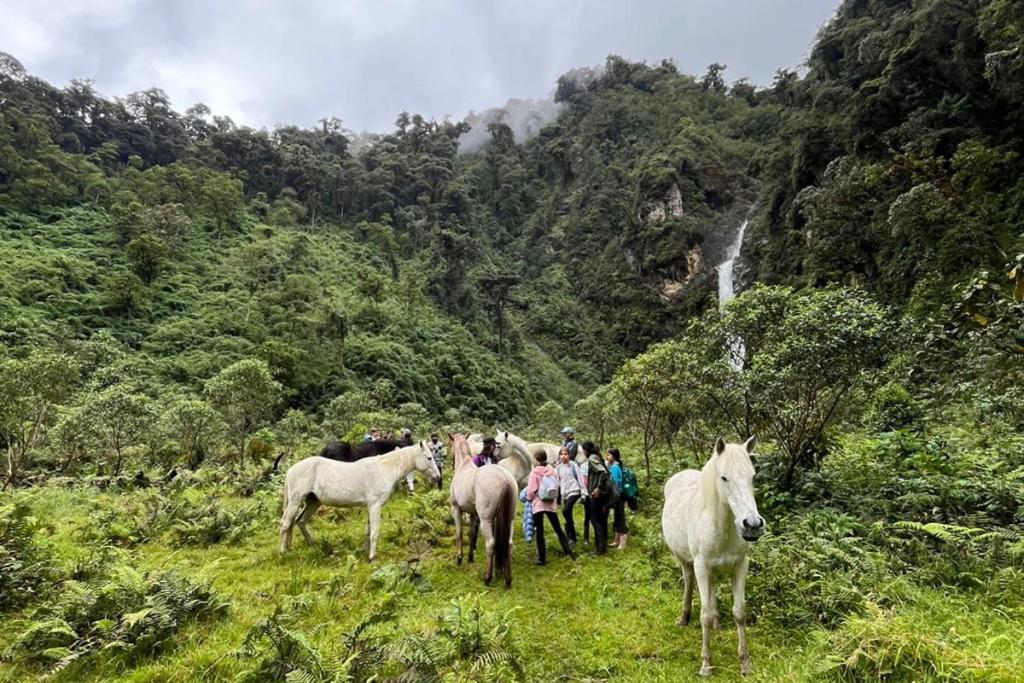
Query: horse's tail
493 479 515 582
272 451 286 472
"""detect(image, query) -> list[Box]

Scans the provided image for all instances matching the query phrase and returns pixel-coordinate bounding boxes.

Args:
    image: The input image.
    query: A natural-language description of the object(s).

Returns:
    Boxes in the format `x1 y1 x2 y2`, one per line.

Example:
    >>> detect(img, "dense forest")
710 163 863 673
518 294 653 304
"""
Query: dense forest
2 0 1024 680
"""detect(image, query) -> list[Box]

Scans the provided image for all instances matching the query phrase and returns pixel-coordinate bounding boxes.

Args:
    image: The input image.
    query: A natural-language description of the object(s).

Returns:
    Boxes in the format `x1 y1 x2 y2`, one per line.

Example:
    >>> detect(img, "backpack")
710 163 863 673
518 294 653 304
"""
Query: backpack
621 466 639 499
538 473 559 502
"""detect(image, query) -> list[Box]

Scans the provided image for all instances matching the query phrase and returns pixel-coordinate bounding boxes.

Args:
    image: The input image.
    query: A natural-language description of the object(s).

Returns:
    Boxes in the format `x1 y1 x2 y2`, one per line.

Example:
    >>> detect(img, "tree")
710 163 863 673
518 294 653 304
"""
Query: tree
127 231 168 283
82 384 155 476
202 173 244 235
701 63 727 93
532 400 565 437
572 385 619 450
106 272 146 318
205 359 281 468
725 285 894 488
275 409 318 461
323 391 372 439
160 397 222 469
0 350 80 488
476 267 521 357
609 342 685 479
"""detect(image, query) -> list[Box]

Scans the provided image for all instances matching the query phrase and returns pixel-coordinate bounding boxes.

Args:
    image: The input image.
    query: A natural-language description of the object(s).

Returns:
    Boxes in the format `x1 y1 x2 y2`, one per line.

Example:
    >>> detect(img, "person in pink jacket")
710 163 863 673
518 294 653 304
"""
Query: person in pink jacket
526 449 575 565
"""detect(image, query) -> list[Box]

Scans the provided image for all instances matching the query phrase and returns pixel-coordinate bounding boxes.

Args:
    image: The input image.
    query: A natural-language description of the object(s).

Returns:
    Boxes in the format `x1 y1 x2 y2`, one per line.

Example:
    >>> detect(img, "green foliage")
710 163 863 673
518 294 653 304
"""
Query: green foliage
205 359 282 467
170 498 264 547
0 502 53 612
3 564 226 675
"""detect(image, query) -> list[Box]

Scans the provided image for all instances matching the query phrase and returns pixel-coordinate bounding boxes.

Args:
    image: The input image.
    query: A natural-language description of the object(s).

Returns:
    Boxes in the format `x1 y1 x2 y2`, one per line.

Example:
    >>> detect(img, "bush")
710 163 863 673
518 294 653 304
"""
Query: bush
0 502 55 612
3 565 226 674
170 498 264 547
867 382 923 432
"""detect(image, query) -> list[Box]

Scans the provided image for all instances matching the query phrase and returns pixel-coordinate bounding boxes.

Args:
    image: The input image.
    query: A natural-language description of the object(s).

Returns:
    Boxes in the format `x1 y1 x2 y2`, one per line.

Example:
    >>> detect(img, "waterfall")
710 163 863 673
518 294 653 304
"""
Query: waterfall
717 218 748 309
718 217 749 368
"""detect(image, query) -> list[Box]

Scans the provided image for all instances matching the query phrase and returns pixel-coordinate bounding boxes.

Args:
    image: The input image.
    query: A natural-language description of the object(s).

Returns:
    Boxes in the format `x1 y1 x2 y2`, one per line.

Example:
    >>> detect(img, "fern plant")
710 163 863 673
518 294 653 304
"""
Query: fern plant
2 564 227 674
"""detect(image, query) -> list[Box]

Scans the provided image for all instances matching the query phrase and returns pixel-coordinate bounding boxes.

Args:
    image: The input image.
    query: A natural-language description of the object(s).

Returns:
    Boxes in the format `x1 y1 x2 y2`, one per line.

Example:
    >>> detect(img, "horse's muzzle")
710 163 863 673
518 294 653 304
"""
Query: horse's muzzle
741 516 765 542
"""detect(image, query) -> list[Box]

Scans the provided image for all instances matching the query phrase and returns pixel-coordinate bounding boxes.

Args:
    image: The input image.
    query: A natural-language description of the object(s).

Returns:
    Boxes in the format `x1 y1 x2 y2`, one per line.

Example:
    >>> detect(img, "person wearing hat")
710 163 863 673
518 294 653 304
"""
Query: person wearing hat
473 437 499 467
428 432 446 489
560 427 579 461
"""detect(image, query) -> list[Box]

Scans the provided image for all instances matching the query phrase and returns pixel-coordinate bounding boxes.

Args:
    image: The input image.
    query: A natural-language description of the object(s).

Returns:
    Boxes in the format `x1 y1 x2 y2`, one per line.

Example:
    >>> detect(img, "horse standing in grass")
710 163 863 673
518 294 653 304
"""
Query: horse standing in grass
449 434 517 587
279 441 440 560
662 436 765 677
491 431 537 489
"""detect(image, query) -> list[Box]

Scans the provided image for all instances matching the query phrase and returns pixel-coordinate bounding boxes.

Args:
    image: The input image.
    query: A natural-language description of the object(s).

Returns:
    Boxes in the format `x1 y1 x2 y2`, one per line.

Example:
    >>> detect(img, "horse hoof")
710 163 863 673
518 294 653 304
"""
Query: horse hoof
456 556 463 566
483 576 492 586
699 664 714 678
740 660 751 676
504 578 512 588
677 614 690 627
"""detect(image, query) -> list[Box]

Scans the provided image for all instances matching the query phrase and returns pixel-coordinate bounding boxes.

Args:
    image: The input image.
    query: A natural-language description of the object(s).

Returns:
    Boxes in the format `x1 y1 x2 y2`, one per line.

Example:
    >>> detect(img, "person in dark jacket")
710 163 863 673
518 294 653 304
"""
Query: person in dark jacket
583 441 612 555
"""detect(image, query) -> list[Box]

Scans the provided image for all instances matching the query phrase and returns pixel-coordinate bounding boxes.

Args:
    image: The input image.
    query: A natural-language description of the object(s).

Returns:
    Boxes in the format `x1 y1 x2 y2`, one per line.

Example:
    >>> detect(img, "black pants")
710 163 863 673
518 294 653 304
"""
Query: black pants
613 498 628 534
561 494 582 543
582 497 592 542
533 511 572 563
591 500 610 554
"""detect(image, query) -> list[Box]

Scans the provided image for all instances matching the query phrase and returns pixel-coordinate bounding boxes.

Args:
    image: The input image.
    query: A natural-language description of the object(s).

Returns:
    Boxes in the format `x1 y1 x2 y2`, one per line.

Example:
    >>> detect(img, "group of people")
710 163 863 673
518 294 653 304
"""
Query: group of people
521 427 636 564
365 425 638 565
486 427 633 565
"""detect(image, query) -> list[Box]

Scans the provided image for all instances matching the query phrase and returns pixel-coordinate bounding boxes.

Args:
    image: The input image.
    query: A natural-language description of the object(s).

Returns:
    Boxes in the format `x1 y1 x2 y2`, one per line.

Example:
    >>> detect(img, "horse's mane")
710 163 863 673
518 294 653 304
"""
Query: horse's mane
451 434 472 469
699 443 755 511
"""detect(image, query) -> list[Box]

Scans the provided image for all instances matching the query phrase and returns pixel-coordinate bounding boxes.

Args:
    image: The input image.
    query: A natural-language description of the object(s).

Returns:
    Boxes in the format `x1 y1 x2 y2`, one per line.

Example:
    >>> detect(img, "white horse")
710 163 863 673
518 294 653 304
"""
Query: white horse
662 436 765 677
493 431 538 488
448 434 517 587
279 441 440 561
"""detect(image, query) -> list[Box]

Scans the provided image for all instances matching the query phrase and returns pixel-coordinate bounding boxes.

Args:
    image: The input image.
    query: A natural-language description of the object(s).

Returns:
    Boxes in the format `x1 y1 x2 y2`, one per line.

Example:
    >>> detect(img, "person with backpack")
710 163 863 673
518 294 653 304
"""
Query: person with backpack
606 448 631 549
525 449 574 565
555 446 587 547
583 441 613 555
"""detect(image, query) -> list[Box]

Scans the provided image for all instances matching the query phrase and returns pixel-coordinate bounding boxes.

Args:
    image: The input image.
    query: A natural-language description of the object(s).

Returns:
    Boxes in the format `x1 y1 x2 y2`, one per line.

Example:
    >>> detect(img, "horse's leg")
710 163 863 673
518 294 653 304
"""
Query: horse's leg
296 498 321 545
364 512 371 554
480 515 496 585
732 557 751 675
467 513 480 563
694 559 716 677
678 560 695 626
452 504 464 565
278 496 303 553
367 503 383 562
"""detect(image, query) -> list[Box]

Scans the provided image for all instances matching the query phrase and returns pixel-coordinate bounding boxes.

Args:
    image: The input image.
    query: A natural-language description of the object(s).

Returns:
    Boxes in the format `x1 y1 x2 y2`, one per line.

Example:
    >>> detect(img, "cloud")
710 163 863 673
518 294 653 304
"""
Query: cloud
0 0 837 132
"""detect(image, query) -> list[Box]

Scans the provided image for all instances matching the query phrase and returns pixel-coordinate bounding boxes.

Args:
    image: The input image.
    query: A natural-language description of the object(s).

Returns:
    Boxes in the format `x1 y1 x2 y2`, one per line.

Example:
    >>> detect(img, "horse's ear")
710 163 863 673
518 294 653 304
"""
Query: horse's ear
419 440 425 448
744 435 758 454
714 437 726 455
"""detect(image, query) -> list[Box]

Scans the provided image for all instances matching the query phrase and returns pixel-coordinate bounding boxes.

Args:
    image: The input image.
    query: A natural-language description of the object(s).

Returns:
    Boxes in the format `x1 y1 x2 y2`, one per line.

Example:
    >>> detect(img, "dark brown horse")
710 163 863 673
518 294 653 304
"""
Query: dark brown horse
318 438 412 463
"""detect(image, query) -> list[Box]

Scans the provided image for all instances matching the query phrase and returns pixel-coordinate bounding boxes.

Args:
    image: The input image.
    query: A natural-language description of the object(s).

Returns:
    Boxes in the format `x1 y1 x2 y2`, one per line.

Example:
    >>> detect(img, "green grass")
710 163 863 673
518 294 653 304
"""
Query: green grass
2 483 1021 682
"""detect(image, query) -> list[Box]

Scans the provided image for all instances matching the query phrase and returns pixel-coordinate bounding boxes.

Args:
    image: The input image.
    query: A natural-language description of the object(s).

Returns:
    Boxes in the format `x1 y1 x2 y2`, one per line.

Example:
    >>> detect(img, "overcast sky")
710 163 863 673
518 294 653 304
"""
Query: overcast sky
2 0 838 133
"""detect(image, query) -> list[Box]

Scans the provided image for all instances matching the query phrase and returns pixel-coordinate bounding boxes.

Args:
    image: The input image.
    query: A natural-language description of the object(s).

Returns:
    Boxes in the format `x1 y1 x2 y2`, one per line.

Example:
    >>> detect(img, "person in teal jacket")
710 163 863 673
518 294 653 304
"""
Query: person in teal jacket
606 447 628 550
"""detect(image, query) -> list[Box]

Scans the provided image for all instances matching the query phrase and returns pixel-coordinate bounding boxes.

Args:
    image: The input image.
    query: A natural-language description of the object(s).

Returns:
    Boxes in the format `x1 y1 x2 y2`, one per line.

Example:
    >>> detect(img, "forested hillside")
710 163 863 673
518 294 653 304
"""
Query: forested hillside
2 0 1024 680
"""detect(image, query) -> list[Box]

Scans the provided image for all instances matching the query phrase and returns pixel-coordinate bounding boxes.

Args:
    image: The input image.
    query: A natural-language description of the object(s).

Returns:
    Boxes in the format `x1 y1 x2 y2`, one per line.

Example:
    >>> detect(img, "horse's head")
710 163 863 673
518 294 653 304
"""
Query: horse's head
414 440 441 485
493 430 522 461
711 435 765 542
450 434 473 467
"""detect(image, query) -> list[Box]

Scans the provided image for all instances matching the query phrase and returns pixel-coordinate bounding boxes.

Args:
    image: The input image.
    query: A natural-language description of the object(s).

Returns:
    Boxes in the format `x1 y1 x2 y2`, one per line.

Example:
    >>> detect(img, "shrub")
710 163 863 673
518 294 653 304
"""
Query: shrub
3 565 226 674
867 382 923 432
170 498 264 547
0 502 55 612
